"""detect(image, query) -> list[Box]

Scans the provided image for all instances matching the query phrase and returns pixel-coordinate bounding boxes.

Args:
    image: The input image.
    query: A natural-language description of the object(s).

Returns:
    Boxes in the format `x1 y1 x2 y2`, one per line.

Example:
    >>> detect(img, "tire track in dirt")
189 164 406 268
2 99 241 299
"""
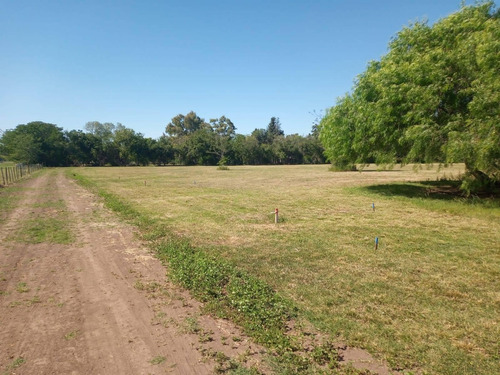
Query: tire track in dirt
0 171 266 374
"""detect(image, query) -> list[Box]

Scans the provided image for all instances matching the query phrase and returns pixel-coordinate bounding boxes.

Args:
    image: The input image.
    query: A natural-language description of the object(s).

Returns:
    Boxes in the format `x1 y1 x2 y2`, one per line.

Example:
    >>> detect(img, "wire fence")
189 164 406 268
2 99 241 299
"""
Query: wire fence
0 164 43 186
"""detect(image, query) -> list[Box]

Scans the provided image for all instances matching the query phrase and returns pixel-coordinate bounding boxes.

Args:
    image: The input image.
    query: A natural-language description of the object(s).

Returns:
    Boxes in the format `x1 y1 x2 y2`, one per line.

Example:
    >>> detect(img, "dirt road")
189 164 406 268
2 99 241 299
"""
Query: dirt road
0 171 264 374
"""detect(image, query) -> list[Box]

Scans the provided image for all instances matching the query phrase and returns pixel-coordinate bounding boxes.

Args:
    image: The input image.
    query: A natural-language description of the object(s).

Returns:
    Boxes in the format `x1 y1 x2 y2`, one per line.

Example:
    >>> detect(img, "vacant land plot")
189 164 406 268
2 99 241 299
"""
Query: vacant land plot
72 164 500 375
0 170 267 375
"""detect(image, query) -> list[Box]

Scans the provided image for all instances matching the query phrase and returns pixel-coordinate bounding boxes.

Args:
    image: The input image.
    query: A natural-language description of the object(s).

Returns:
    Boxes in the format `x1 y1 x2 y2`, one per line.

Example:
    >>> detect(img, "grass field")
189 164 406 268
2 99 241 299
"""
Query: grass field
71 164 500 374
0 184 25 224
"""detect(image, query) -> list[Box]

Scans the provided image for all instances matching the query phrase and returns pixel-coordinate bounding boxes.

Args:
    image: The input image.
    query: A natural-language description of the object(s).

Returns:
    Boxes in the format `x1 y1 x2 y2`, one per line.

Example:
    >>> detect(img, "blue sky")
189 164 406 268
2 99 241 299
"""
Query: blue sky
0 0 478 138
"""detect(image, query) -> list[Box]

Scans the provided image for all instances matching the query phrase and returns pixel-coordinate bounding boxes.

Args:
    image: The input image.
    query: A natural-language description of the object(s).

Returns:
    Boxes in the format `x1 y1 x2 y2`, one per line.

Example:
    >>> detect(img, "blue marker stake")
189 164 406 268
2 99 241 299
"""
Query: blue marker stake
375 237 379 250
372 203 375 211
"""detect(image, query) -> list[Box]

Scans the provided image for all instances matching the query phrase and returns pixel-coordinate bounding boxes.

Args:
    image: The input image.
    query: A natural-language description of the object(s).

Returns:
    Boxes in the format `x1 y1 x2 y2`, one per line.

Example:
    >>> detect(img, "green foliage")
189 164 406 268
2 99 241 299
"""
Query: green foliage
15 216 74 245
16 282 29 293
0 184 21 223
149 356 166 365
163 112 324 166
218 157 230 170
267 117 285 141
83 121 117 166
64 330 79 340
66 130 98 166
155 237 296 347
2 357 26 374
310 342 339 368
82 121 151 166
166 111 209 137
148 136 174 165
211 116 236 164
0 121 67 166
1 112 325 167
320 2 500 192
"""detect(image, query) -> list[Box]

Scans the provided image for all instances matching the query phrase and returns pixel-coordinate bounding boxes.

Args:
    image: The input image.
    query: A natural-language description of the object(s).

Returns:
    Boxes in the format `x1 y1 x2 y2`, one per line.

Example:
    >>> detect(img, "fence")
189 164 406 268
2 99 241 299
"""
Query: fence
0 164 43 186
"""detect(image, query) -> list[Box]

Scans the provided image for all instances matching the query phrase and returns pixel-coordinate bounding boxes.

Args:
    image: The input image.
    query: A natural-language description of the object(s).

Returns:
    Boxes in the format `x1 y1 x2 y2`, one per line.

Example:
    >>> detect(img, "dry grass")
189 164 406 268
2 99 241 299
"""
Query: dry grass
72 164 500 374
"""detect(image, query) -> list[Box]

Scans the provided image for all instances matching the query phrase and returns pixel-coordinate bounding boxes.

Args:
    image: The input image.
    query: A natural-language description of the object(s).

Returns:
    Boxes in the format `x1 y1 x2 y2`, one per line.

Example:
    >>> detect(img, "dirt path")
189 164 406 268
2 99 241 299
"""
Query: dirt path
0 171 265 374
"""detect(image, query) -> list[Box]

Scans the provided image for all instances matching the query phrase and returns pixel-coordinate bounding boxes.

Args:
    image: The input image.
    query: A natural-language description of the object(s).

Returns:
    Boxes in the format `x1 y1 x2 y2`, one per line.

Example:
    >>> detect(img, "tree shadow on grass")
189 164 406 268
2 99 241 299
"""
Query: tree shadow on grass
364 180 500 206
364 181 461 200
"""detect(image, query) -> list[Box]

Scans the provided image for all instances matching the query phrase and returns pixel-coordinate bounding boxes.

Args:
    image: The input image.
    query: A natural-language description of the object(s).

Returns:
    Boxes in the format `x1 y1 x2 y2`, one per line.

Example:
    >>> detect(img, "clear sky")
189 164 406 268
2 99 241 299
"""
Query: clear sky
0 0 479 138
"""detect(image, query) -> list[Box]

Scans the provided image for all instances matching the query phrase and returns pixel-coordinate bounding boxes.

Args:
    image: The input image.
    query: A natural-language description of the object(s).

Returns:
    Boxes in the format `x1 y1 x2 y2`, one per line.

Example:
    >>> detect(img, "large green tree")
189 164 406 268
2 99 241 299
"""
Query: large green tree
84 121 117 166
319 2 500 192
165 111 213 165
113 124 150 166
0 121 68 166
266 116 284 142
65 130 98 166
209 116 236 164
148 136 174 165
165 111 209 137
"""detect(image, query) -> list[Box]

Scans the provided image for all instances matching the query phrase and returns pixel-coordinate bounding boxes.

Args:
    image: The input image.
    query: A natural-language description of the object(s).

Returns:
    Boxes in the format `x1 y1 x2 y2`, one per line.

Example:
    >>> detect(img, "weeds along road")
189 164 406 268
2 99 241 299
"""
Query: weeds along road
0 170 264 374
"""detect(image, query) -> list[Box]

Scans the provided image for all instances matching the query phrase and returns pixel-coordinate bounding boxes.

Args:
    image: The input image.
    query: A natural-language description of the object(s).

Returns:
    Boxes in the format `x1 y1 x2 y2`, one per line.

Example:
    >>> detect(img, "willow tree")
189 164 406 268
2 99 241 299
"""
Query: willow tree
319 2 499 192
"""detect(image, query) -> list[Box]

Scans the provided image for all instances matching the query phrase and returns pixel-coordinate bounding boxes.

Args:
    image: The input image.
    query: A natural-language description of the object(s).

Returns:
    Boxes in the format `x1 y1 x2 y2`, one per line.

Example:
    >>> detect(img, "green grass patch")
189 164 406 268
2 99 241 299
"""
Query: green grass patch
0 185 23 223
7 178 75 244
32 199 66 209
15 217 74 244
64 330 79 340
0 161 16 167
68 165 500 375
156 237 295 348
16 282 29 293
2 357 25 375
149 356 166 365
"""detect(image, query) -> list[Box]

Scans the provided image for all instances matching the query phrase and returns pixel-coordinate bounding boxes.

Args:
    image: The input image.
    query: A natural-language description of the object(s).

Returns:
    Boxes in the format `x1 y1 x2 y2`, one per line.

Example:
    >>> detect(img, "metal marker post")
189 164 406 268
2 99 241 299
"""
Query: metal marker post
375 237 379 250
275 208 279 224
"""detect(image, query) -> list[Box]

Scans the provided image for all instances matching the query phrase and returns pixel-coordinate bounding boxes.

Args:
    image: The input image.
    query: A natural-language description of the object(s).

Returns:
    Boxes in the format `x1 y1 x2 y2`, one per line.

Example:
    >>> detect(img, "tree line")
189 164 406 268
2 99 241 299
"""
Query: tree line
319 2 499 193
0 114 324 167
